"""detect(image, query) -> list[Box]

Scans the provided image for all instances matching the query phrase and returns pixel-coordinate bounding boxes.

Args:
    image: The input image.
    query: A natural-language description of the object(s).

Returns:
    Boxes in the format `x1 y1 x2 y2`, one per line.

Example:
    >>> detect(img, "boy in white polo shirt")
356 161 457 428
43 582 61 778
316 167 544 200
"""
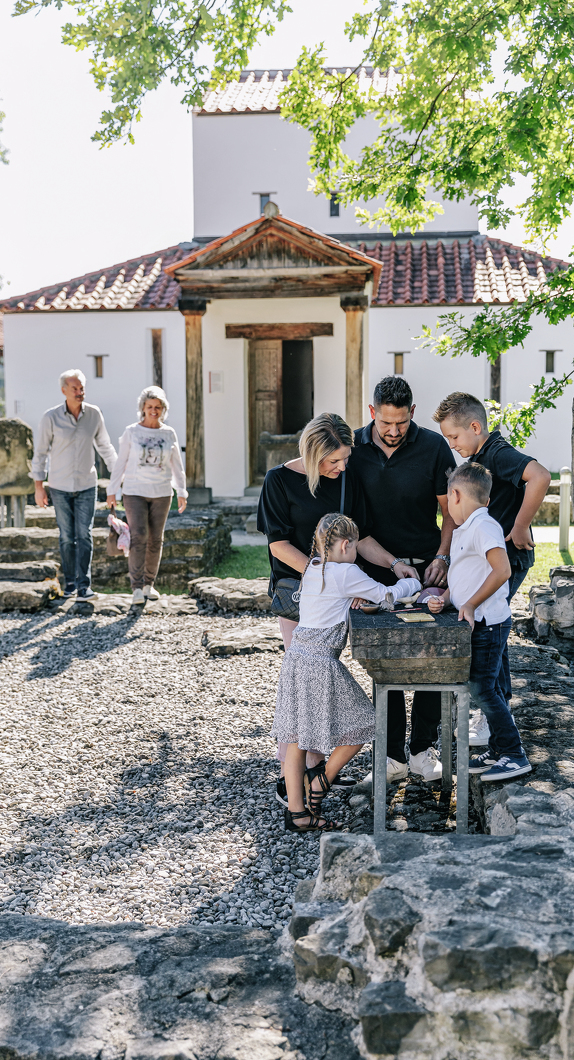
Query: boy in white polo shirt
428 462 531 780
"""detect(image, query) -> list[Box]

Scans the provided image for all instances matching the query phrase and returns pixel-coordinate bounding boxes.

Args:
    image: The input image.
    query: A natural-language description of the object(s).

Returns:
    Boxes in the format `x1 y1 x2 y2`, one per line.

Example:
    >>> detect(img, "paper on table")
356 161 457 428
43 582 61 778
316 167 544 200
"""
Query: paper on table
397 612 436 623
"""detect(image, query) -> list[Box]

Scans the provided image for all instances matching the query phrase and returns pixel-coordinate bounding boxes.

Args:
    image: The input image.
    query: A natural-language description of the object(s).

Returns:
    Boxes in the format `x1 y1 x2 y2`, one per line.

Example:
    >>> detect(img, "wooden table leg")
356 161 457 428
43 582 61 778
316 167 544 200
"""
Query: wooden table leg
456 685 470 834
374 684 388 840
441 691 453 791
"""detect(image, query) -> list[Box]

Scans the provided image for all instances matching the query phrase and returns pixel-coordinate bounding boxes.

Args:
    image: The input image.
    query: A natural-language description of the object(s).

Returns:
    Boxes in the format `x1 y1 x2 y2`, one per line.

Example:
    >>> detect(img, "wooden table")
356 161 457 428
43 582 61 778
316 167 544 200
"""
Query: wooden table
349 607 472 837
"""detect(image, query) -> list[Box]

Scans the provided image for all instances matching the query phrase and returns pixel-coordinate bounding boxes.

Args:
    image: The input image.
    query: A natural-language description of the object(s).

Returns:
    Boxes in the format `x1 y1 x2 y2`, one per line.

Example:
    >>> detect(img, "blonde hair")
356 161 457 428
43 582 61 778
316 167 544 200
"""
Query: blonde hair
138 385 169 420
304 512 360 590
299 413 353 497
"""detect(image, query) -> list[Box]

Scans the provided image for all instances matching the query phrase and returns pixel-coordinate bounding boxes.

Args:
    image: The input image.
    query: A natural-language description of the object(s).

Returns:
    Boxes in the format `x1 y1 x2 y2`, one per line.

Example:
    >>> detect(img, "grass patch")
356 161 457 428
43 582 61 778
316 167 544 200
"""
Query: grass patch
523 542 573 590
213 545 270 580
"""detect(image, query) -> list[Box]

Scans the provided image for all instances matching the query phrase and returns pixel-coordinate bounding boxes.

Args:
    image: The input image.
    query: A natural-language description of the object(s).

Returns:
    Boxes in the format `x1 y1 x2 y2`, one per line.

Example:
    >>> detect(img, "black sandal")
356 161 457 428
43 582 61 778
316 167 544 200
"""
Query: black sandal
304 761 331 816
284 808 340 833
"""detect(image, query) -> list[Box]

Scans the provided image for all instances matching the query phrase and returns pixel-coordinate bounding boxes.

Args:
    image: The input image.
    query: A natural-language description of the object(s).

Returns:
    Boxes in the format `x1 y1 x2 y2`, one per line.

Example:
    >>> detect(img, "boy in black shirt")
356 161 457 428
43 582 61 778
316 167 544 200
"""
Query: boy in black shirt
433 392 550 733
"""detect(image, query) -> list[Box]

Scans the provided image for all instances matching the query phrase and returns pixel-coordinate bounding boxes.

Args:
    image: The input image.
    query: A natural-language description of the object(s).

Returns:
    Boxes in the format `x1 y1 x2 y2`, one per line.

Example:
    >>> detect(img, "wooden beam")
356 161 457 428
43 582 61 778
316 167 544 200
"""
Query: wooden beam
180 300 208 491
177 265 372 280
341 295 368 430
226 322 333 340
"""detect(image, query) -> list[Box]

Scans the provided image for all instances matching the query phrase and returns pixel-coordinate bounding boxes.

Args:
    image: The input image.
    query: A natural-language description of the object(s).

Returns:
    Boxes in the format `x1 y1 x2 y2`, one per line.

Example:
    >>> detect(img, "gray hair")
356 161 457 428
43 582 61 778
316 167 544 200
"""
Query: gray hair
138 385 169 419
59 368 86 388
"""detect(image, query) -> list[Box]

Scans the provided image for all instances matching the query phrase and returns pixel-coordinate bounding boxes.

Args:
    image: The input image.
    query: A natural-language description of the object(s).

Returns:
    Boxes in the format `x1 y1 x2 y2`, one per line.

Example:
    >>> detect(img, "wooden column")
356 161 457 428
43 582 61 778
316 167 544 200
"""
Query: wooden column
179 297 211 504
341 295 368 429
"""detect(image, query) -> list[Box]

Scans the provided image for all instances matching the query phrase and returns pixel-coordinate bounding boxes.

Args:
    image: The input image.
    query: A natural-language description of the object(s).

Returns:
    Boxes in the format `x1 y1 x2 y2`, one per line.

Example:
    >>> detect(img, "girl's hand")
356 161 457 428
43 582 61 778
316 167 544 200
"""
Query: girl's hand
458 602 475 629
427 595 445 614
107 494 116 509
352 598 371 609
178 498 187 514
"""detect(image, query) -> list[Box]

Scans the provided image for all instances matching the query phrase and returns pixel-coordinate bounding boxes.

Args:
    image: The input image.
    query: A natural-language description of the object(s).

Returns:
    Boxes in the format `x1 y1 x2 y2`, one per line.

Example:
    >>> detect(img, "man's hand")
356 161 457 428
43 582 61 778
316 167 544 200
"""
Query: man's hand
106 494 116 509
427 594 446 614
505 523 534 551
423 557 448 588
34 485 48 509
178 498 187 514
458 602 476 630
393 561 418 580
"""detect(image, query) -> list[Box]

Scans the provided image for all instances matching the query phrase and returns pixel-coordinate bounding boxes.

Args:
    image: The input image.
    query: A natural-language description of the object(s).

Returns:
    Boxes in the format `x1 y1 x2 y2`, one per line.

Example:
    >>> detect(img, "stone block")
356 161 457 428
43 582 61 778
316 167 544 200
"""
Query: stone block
289 901 345 941
0 560 59 581
363 886 420 955
358 981 427 1056
201 622 282 656
0 418 34 494
422 921 538 990
293 925 368 987
0 579 60 611
189 576 271 612
532 494 560 525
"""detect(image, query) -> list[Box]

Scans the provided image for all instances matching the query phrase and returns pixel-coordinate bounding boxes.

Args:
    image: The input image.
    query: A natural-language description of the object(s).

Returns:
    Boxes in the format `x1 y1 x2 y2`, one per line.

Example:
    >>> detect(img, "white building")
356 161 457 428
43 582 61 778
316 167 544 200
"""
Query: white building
1 69 572 497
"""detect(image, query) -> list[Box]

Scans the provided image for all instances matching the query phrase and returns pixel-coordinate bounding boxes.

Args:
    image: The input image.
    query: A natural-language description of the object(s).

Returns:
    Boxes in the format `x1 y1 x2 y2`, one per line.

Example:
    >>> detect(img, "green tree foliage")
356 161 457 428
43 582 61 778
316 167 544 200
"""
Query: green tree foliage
13 0 574 442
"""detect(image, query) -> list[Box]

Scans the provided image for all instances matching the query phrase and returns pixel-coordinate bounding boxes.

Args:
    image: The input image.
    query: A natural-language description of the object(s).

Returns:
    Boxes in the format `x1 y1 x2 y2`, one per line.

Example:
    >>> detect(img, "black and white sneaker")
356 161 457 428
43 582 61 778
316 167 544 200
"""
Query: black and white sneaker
480 754 532 781
276 778 288 807
77 588 97 600
469 750 499 774
62 586 76 599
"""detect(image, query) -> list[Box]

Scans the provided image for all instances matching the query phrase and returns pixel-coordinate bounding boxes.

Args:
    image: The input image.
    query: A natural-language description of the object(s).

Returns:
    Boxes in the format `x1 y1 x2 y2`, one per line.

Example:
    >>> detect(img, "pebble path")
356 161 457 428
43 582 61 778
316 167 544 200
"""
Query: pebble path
0 609 372 932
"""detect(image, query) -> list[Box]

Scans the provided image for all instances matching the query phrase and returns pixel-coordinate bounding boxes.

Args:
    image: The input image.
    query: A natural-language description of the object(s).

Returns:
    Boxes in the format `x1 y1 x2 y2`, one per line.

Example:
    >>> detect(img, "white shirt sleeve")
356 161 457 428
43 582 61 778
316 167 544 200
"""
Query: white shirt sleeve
339 564 396 603
30 411 53 482
169 433 188 498
107 428 131 497
475 521 507 558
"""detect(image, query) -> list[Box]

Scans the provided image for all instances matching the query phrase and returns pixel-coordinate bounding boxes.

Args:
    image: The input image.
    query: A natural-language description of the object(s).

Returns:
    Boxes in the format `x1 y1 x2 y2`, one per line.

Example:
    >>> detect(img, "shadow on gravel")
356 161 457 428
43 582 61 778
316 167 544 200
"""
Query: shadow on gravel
24 611 148 680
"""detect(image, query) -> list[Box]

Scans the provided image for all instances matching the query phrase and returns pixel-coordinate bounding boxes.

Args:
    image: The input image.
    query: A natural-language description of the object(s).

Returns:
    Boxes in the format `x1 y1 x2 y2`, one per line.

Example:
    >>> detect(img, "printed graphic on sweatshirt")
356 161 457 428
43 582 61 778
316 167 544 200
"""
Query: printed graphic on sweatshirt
137 434 168 471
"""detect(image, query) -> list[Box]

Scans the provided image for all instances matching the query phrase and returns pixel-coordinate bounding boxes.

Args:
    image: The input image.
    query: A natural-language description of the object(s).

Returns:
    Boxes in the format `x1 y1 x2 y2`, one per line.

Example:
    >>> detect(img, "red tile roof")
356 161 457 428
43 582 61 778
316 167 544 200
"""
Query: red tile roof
0 244 191 313
1 234 569 315
366 236 570 306
196 67 398 115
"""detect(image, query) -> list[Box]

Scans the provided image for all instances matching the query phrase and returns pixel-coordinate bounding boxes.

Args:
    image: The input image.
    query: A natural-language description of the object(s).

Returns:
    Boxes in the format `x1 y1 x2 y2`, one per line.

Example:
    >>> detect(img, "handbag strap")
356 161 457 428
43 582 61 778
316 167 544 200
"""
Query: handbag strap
339 469 346 513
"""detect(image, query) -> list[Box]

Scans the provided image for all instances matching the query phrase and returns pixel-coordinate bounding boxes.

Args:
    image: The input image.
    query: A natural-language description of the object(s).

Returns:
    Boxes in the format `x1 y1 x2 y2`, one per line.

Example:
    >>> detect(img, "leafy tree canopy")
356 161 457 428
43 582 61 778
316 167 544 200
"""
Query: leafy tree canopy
12 0 574 444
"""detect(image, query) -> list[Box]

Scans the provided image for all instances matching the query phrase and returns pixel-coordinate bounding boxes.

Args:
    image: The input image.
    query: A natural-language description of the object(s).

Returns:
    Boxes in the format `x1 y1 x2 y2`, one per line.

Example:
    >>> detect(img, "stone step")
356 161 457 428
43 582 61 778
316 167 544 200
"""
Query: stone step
0 561 59 582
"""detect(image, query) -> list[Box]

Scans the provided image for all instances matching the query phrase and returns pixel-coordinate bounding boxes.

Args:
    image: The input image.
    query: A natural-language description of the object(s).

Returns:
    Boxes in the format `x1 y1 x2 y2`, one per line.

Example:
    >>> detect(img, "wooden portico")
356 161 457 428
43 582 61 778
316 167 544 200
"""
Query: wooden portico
165 203 381 499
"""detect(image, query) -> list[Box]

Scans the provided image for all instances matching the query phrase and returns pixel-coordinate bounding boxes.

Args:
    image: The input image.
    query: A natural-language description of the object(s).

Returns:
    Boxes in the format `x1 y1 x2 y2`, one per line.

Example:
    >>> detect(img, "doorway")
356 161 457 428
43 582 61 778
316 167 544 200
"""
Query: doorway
248 338 314 484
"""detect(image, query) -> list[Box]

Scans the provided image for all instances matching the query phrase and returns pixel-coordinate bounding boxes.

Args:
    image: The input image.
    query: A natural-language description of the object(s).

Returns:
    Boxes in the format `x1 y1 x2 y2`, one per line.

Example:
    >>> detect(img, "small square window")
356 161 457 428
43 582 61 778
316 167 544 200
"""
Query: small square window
330 193 340 218
545 350 555 374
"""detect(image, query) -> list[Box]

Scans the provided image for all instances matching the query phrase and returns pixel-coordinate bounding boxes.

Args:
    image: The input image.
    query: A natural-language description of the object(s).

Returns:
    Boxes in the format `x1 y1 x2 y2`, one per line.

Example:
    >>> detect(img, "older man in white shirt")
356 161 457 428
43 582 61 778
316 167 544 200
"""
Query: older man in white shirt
31 369 117 599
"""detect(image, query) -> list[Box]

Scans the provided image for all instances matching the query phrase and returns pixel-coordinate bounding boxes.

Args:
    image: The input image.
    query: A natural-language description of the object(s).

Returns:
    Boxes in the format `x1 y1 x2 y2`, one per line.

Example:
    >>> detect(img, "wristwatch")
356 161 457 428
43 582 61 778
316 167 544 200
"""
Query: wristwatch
435 554 451 567
390 558 401 572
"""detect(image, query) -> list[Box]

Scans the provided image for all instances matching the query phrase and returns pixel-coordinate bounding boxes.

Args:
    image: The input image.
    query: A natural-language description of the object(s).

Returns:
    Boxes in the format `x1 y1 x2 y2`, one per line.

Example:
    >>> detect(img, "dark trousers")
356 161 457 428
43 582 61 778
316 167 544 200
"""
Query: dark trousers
363 556 441 761
470 617 523 758
51 486 97 592
497 565 529 705
123 494 171 589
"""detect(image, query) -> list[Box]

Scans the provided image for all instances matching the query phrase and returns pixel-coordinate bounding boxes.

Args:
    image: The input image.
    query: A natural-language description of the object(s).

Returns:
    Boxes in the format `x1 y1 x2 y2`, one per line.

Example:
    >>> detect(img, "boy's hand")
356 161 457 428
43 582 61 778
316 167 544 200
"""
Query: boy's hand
427 595 445 614
506 524 534 551
458 602 476 629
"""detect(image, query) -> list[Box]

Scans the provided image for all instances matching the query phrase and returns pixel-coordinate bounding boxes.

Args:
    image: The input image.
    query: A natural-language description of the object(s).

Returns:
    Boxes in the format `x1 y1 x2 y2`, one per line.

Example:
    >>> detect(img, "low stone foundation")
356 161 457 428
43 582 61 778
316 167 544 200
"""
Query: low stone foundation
291 831 574 1059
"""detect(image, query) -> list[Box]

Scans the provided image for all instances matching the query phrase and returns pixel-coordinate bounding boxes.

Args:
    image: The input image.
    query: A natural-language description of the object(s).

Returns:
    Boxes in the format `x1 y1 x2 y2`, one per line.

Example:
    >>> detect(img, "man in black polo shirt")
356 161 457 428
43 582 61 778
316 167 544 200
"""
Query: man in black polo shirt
349 376 456 784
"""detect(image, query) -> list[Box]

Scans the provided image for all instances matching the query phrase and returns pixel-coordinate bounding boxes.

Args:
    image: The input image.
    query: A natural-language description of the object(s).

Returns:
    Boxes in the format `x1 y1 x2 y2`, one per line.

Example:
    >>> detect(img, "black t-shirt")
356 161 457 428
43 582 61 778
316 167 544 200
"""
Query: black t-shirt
349 420 453 562
257 463 371 583
473 430 535 571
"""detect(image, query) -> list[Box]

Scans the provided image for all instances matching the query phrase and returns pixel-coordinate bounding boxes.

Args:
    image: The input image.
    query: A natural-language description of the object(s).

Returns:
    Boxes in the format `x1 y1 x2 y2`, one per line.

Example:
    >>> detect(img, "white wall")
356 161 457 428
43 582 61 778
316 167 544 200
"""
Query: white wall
368 307 574 471
3 310 186 458
193 113 479 241
202 296 346 496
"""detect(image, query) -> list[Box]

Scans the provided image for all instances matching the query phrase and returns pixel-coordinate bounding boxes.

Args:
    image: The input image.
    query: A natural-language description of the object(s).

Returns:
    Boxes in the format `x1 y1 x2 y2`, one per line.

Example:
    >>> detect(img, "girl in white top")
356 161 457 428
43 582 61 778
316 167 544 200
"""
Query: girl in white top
272 512 420 832
107 386 188 604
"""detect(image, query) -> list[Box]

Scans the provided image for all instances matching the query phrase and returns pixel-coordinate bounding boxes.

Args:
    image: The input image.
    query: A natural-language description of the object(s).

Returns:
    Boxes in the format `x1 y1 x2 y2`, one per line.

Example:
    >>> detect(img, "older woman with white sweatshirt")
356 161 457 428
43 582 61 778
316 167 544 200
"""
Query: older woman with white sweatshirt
107 386 187 604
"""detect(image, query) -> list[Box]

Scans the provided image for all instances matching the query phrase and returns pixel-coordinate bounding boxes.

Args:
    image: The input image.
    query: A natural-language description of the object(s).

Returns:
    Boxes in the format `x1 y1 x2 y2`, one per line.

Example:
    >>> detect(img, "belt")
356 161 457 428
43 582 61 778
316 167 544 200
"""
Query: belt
398 557 426 566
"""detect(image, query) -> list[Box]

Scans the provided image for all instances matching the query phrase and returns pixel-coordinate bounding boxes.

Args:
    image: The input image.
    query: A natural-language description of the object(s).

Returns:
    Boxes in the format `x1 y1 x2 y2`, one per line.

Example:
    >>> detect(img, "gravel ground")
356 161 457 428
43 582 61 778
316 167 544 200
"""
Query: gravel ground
0 609 373 932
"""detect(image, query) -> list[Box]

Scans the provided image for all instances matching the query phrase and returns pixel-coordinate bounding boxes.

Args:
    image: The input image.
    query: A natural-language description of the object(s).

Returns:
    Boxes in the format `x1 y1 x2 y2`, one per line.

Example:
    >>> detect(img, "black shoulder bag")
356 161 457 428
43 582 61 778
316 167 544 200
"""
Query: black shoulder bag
270 470 347 622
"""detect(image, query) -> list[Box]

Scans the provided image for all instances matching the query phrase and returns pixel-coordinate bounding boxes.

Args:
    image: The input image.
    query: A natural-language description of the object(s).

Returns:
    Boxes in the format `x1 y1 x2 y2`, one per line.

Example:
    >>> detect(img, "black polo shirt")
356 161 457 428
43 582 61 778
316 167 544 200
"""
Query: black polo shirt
473 430 535 571
257 463 372 583
349 420 453 562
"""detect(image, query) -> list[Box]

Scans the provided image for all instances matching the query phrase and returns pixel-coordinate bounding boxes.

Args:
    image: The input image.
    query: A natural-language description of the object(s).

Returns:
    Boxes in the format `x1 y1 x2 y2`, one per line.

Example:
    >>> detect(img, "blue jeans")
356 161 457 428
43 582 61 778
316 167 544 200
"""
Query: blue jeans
50 486 97 592
498 566 529 704
469 617 523 758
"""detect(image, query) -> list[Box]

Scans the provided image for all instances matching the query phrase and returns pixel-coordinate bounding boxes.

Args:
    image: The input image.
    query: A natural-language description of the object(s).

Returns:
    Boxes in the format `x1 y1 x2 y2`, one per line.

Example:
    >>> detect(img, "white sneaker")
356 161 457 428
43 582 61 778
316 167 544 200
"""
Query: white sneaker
469 711 491 746
409 747 442 782
387 758 408 783
132 588 145 605
143 585 160 600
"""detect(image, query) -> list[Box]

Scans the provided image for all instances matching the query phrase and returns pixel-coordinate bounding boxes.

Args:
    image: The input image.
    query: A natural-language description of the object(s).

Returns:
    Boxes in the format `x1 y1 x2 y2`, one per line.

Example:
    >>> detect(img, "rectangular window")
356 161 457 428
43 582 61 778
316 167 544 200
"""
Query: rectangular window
394 353 404 375
94 355 104 378
260 193 270 213
329 193 340 217
151 329 163 387
14 400 24 416
545 350 555 374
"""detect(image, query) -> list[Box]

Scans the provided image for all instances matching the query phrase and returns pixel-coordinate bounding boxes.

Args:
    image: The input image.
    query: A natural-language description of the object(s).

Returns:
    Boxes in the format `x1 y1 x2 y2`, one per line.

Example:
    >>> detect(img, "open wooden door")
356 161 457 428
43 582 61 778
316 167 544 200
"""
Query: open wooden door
248 339 283 484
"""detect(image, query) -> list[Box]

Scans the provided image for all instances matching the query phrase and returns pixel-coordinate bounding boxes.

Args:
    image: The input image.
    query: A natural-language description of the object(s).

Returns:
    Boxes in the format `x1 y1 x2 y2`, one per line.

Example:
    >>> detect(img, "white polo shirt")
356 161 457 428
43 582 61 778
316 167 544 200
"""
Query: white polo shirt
448 507 511 625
